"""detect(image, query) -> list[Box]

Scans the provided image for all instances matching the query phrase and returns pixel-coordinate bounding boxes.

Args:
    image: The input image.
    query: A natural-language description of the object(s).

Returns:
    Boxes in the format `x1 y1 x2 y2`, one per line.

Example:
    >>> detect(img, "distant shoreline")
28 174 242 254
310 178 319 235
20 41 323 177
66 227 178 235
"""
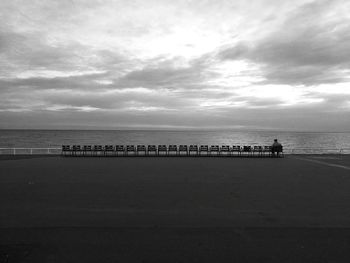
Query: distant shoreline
1 128 350 133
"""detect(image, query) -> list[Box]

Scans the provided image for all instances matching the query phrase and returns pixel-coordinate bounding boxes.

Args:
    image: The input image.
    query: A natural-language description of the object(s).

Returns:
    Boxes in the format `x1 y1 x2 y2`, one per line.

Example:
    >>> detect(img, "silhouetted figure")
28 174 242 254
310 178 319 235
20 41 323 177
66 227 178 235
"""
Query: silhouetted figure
271 139 283 157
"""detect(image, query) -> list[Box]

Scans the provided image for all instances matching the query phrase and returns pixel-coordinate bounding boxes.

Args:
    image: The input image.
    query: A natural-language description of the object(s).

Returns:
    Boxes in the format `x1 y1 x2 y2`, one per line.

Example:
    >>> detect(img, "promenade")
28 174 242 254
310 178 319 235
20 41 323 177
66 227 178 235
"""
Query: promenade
1 155 350 262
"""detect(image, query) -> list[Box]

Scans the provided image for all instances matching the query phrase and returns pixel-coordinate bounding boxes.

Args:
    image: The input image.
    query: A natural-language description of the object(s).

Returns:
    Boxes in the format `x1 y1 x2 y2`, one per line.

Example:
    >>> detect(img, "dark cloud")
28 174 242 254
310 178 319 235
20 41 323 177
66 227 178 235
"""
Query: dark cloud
112 53 215 90
1 31 75 70
0 28 126 79
117 66 201 88
0 72 108 91
219 0 350 85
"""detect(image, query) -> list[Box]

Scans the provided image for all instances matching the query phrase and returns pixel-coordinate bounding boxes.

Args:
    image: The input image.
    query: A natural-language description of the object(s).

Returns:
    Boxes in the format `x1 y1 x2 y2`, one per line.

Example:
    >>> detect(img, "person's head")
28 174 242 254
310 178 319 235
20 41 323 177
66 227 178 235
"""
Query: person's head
274 139 278 142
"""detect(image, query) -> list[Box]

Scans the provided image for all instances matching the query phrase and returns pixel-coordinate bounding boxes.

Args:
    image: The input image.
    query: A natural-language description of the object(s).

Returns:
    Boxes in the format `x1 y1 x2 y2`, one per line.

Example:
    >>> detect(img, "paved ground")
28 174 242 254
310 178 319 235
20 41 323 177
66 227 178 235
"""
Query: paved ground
1 155 350 262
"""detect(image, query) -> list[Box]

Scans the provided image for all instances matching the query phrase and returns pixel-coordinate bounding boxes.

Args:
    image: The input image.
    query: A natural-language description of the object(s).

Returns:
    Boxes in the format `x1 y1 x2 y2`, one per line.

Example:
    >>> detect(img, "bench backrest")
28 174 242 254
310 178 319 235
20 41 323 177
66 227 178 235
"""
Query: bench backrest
179 145 188 151
189 145 198 151
105 145 114 151
243 146 251 152
115 145 125 151
168 145 177 151
148 145 157 151
158 145 167 151
126 145 135 151
83 145 92 151
232 146 241 151
210 145 219 152
94 145 102 151
72 145 81 151
253 146 262 151
221 145 230 151
137 145 146 151
200 145 208 151
62 145 71 151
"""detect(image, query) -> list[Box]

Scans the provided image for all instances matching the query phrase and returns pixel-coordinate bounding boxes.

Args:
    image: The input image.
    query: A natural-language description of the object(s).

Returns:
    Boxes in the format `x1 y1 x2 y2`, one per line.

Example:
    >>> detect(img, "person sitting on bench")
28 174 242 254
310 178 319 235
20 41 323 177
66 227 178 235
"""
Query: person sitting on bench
271 139 283 157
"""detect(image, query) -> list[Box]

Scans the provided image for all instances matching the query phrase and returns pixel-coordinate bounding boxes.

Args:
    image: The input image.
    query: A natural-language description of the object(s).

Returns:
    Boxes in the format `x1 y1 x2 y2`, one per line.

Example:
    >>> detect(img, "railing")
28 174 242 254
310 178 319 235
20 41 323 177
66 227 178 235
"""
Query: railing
287 148 350 155
0 147 350 156
0 148 61 155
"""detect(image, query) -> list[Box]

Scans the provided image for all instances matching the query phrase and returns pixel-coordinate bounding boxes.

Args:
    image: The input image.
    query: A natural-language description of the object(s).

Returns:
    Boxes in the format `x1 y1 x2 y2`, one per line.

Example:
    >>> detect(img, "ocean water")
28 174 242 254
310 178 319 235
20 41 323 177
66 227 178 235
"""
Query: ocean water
1 130 350 154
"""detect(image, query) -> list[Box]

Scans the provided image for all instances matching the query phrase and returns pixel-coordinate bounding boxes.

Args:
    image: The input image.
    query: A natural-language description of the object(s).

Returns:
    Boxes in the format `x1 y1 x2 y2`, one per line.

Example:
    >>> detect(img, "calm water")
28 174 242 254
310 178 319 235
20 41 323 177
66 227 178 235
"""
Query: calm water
1 130 350 154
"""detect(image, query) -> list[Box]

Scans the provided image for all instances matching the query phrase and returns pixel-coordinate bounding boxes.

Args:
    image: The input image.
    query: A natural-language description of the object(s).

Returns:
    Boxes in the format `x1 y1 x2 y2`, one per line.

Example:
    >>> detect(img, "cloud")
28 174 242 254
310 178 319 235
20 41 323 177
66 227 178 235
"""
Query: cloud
115 57 208 89
1 0 350 130
219 0 350 85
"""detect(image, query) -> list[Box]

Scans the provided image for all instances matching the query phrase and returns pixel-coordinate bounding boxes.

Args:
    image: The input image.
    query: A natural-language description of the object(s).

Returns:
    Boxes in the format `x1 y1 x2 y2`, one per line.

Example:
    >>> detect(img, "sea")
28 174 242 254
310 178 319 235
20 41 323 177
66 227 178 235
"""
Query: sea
1 129 350 154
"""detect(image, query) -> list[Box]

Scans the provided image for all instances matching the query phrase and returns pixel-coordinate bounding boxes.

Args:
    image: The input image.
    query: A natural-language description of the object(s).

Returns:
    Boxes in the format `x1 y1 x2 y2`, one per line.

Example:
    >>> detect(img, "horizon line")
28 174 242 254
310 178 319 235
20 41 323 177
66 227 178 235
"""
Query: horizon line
1 128 350 133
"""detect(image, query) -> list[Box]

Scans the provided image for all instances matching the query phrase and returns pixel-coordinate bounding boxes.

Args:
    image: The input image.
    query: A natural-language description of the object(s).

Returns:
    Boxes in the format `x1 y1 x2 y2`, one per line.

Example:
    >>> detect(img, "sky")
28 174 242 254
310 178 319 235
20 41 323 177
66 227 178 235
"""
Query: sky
0 0 350 131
